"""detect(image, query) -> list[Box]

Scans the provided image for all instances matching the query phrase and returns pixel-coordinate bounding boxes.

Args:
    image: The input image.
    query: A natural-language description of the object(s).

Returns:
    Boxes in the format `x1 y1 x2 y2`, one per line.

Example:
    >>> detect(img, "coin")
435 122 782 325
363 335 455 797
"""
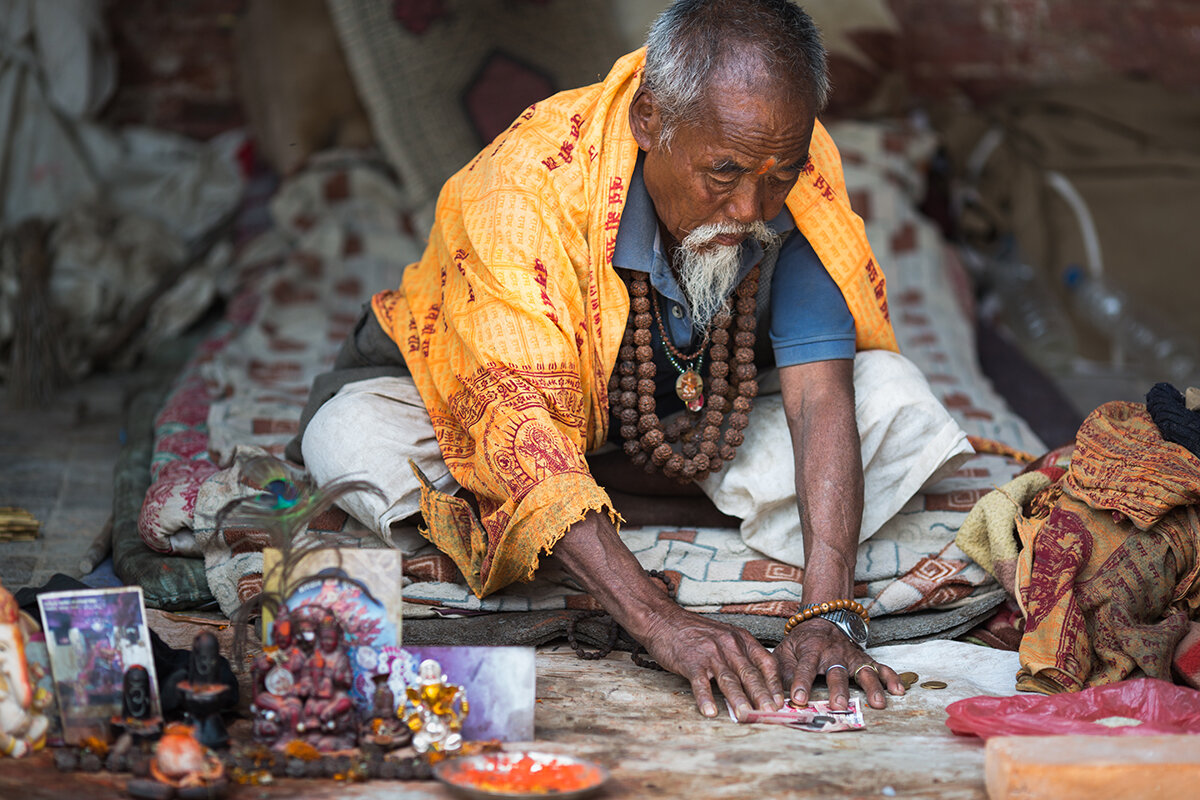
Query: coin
898 671 919 688
919 680 948 690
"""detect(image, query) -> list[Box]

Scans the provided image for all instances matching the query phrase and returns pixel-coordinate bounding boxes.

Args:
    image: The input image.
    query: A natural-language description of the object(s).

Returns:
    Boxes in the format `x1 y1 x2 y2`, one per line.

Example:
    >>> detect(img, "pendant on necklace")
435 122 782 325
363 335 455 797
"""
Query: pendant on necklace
675 369 705 412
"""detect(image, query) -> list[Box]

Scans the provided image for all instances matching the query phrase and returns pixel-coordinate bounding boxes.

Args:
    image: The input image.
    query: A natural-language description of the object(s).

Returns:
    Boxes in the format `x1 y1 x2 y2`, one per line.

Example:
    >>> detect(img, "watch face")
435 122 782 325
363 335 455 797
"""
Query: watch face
823 609 868 646
845 614 868 643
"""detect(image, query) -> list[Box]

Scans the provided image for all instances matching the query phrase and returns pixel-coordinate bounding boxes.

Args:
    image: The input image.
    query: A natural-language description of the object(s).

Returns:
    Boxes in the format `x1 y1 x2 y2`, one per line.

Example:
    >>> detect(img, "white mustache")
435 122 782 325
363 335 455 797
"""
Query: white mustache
681 220 778 252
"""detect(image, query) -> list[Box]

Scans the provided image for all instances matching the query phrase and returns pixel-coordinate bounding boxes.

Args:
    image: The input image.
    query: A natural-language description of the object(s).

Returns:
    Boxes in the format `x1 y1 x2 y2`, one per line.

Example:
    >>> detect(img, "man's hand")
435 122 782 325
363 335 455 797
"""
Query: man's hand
549 510 783 720
774 618 905 710
639 604 783 720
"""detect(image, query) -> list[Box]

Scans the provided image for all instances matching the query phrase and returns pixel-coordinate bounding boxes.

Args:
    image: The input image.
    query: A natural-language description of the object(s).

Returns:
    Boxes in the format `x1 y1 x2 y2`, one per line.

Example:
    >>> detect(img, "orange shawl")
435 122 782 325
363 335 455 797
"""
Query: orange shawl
372 50 898 597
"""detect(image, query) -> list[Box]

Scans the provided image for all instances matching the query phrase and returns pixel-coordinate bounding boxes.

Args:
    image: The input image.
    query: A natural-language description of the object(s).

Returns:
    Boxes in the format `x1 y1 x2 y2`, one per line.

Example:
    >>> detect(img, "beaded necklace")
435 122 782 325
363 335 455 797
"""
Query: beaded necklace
652 291 709 412
608 266 760 483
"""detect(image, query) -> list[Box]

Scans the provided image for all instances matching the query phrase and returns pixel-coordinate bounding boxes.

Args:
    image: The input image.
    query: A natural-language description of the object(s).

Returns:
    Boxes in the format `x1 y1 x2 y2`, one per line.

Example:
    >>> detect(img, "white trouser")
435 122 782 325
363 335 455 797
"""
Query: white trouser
301 350 972 566
301 375 459 550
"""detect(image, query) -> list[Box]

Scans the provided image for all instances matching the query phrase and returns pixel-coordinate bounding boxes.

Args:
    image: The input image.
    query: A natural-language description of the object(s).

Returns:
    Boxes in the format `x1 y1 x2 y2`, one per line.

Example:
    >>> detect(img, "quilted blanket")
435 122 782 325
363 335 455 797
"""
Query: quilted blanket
133 124 1045 627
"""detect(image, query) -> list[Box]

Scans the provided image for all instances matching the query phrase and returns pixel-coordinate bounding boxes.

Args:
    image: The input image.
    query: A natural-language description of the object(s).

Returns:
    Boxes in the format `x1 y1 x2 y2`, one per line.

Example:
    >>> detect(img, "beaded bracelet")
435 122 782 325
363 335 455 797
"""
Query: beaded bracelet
783 598 870 634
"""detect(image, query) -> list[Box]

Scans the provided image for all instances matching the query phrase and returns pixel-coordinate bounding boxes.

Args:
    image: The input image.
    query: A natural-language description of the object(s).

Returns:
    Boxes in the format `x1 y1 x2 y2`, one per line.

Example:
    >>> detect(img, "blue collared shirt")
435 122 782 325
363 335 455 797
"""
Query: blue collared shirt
612 154 857 371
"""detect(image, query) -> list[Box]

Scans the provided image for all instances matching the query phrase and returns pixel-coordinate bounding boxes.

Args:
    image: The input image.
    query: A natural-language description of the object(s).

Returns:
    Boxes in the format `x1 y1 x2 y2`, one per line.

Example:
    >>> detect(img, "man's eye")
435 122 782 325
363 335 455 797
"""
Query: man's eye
709 174 738 187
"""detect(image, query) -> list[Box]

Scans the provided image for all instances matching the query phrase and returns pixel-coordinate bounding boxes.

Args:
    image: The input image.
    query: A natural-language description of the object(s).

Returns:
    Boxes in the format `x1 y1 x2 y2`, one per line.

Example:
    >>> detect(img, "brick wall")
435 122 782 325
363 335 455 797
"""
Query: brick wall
100 0 1200 139
102 0 245 141
886 0 1200 104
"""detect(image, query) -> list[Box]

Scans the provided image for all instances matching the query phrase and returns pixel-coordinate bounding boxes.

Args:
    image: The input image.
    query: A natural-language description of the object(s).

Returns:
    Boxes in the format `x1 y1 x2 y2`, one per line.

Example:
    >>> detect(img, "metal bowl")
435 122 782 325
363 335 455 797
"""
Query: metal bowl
434 750 610 800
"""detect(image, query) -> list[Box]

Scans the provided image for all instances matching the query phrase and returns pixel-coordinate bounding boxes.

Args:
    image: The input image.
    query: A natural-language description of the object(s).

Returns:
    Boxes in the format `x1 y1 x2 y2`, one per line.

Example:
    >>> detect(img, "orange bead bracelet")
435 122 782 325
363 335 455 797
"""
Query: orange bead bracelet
783 598 870 634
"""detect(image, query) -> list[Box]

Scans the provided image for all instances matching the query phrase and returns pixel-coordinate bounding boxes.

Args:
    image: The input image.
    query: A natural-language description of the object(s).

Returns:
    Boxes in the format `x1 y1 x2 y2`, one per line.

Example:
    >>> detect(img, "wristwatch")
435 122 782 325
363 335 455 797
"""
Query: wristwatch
813 608 869 648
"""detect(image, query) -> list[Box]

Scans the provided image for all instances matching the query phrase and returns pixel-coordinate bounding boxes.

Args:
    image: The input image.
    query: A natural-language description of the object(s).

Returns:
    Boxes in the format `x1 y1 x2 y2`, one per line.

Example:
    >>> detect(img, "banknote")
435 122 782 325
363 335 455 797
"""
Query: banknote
729 697 865 732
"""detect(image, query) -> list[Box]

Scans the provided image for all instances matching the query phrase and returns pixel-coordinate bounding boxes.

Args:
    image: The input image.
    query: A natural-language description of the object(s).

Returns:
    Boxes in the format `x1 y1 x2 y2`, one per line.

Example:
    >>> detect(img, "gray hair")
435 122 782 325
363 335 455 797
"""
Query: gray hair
643 0 830 146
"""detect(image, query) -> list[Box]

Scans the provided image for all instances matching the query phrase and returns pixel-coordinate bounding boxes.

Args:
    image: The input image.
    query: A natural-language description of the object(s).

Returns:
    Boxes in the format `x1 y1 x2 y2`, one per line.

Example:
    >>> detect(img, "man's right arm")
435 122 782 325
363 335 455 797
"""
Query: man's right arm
549 510 784 719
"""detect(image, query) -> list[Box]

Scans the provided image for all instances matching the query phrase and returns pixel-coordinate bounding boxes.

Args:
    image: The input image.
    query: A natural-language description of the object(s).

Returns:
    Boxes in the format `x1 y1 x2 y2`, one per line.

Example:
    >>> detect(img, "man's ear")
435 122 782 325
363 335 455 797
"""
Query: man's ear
628 85 662 152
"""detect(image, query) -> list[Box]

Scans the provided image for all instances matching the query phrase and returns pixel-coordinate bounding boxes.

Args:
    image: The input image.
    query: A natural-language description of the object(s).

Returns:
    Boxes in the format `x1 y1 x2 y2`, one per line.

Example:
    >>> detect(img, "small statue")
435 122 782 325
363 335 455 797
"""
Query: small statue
250 612 305 747
359 672 411 751
296 612 356 750
0 581 51 758
404 658 468 755
111 665 161 743
174 632 236 750
127 722 227 800
293 613 319 659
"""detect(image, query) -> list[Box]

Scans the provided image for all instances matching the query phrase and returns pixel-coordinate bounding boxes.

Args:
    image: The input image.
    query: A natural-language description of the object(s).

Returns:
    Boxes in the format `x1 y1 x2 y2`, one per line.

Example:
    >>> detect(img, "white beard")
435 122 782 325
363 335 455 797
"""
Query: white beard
676 220 780 332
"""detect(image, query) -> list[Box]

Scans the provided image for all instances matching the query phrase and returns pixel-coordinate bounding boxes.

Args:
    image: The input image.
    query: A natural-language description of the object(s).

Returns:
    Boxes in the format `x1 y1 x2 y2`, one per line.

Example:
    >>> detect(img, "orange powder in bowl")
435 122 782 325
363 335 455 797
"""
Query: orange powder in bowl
450 753 604 794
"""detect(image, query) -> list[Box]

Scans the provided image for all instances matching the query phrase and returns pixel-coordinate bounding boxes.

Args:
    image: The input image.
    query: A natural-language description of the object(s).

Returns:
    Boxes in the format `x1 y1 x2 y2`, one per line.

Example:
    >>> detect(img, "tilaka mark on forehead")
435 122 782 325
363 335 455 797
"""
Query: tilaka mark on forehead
755 156 778 175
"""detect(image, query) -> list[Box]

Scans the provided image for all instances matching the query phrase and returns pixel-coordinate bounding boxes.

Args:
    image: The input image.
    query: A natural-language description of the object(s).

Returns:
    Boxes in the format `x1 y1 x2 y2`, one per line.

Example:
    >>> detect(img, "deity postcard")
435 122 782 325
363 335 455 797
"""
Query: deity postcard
37 585 161 744
394 645 536 742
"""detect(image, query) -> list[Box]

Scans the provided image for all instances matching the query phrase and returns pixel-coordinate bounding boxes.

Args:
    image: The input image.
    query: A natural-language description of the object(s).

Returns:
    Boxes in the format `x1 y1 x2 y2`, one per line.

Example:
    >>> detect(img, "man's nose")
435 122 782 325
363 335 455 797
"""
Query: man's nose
724 178 766 226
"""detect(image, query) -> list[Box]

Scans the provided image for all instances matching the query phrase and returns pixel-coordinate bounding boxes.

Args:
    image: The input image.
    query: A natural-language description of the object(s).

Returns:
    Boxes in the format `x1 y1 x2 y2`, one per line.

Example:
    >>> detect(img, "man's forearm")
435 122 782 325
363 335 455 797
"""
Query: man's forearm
781 360 863 604
796 406 863 604
548 510 676 640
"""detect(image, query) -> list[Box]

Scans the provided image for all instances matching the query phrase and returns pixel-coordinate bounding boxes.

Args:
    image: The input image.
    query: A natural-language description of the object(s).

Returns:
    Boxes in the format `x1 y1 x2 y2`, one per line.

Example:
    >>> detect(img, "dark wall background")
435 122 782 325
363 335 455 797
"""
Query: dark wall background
101 0 1200 142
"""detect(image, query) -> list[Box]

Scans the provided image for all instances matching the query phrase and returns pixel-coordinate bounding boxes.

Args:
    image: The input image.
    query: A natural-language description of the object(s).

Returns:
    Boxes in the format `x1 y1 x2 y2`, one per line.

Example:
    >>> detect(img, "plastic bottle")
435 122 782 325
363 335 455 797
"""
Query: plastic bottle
984 237 1079 373
1063 264 1199 386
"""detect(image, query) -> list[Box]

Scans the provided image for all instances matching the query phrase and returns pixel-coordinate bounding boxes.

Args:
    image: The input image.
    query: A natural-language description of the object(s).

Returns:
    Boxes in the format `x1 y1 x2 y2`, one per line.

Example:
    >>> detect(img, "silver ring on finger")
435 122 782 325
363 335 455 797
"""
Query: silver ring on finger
825 663 848 675
855 663 879 679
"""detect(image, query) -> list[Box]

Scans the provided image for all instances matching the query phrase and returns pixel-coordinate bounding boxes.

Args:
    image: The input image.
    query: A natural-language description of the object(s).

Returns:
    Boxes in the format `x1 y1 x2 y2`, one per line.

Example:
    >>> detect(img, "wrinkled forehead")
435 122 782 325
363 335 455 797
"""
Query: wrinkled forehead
678 90 815 169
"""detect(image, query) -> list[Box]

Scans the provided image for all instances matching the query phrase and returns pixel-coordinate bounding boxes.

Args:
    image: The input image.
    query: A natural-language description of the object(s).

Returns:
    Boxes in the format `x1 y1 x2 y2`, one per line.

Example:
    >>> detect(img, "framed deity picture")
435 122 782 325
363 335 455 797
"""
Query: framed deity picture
36 585 160 744
262 547 405 715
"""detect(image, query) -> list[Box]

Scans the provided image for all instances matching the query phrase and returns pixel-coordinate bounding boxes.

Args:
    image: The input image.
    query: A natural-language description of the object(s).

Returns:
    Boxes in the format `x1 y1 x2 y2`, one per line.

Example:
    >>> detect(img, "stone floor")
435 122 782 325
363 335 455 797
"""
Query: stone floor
0 640 1023 799
1 371 130 592
0 337 192 595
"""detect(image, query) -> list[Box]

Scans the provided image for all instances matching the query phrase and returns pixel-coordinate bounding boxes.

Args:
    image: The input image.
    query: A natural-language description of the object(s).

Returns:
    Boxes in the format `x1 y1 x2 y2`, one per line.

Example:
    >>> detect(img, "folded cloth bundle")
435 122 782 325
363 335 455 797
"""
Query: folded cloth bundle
1014 401 1200 694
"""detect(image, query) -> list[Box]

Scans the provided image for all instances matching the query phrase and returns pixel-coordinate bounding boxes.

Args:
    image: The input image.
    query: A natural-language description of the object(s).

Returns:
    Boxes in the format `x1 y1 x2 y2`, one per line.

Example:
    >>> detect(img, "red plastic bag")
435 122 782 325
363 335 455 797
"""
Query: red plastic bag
945 678 1200 739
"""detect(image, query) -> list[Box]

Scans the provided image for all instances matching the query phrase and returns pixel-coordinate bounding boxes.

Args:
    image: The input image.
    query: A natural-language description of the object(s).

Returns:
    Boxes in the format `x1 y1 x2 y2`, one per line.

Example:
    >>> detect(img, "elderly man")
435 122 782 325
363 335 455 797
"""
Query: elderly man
294 0 920 719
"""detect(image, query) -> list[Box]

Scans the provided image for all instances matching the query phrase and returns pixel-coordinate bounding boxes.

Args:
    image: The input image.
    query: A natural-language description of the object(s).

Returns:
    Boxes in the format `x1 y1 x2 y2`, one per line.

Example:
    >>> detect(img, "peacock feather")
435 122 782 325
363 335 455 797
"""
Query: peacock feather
218 453 385 659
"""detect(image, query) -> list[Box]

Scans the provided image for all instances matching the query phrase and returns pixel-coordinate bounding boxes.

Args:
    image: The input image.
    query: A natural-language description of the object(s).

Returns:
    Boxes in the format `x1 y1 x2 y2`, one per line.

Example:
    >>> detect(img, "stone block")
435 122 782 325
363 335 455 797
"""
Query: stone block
986 734 1200 800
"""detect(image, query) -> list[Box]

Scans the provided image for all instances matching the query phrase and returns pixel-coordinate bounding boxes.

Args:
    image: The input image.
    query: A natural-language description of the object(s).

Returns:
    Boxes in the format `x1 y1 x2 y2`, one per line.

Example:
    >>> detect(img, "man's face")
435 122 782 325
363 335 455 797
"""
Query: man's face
632 76 814 250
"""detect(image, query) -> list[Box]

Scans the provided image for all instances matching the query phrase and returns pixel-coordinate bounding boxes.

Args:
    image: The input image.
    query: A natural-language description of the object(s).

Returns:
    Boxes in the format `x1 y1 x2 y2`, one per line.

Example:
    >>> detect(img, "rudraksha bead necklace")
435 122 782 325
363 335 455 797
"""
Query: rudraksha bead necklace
608 265 760 483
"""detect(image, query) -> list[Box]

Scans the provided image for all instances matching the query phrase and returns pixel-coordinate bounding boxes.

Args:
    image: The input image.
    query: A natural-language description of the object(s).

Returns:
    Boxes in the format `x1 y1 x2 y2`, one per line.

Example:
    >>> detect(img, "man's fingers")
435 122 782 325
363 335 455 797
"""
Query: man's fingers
853 661 888 709
734 642 782 710
746 639 785 707
689 674 720 719
732 654 779 713
824 663 851 710
875 662 907 697
775 640 798 691
787 647 821 705
714 669 753 722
